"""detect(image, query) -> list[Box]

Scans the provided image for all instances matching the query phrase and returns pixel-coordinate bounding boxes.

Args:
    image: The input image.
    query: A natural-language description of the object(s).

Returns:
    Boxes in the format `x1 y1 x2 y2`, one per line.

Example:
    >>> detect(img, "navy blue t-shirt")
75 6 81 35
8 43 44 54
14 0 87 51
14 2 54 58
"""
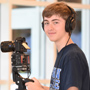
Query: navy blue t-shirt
50 44 89 90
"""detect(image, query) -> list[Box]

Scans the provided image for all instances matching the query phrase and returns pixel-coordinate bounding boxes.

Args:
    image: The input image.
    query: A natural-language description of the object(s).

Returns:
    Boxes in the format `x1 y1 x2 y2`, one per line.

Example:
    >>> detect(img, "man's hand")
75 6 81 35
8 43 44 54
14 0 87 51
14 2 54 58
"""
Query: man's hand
25 77 44 90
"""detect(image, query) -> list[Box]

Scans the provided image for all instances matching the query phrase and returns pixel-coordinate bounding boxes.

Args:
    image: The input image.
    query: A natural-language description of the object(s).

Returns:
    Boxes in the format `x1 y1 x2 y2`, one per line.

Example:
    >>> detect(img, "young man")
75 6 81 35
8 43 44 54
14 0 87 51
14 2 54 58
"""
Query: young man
25 2 89 90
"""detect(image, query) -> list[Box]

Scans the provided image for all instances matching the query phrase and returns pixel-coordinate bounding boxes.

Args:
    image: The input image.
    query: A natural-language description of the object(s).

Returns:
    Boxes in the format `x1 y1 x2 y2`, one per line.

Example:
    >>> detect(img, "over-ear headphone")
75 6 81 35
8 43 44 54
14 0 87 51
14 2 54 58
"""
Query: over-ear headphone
65 5 76 33
42 5 76 34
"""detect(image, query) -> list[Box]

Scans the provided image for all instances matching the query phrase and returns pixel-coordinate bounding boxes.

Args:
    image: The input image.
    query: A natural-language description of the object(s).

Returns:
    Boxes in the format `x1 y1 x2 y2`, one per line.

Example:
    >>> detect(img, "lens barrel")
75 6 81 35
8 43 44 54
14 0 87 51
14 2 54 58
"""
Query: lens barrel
1 41 15 52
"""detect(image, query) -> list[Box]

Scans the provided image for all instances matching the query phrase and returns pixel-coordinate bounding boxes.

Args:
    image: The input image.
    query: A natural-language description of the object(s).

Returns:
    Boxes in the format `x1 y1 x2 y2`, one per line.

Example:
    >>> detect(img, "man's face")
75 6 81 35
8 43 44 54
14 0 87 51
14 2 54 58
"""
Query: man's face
43 15 67 43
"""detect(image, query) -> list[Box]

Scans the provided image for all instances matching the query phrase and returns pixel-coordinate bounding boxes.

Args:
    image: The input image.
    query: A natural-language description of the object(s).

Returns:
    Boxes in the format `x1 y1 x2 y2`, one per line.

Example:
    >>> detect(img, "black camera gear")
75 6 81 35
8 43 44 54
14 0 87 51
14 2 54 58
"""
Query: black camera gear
0 37 34 90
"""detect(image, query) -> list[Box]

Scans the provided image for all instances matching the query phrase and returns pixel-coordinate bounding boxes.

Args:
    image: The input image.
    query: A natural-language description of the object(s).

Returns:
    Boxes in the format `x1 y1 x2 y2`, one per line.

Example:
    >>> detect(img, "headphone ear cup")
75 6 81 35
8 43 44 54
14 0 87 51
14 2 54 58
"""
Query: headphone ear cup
65 15 76 32
42 22 44 30
70 18 76 30
65 16 71 32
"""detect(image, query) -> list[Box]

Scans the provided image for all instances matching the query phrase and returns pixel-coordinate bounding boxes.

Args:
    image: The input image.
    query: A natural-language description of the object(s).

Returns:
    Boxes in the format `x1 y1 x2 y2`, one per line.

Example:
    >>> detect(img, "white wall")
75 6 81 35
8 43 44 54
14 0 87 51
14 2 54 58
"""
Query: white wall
0 3 10 90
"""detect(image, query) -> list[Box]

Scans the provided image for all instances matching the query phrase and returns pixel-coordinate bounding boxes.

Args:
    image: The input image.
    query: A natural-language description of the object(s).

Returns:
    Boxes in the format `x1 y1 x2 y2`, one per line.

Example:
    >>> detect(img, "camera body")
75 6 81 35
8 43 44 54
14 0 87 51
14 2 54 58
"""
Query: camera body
12 53 30 72
1 37 30 72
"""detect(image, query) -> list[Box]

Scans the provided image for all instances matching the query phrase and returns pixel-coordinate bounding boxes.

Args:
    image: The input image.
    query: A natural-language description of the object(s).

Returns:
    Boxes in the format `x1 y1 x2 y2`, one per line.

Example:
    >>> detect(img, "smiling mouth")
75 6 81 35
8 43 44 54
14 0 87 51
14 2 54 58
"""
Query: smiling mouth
48 32 56 34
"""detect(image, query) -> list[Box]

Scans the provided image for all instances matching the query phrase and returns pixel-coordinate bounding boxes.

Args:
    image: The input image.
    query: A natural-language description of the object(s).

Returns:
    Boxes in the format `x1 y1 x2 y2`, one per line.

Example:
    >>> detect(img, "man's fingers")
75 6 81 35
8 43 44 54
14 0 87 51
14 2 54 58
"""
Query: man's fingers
25 83 28 86
25 82 32 86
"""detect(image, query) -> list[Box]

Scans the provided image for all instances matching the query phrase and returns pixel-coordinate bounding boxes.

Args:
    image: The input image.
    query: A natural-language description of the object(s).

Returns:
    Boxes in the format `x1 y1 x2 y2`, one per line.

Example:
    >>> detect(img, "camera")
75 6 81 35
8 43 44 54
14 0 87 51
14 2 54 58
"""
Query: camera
1 37 34 90
1 37 30 72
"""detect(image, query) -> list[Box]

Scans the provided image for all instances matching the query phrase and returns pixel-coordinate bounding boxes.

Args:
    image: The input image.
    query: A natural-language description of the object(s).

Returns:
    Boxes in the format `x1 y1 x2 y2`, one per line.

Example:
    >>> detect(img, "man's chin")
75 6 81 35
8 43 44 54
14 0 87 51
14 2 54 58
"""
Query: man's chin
49 39 56 42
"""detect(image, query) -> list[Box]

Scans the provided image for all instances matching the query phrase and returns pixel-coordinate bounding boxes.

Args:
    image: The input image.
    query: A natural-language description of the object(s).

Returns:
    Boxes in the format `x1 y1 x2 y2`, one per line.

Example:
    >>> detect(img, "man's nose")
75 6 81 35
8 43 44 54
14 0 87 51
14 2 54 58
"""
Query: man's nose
48 23 53 30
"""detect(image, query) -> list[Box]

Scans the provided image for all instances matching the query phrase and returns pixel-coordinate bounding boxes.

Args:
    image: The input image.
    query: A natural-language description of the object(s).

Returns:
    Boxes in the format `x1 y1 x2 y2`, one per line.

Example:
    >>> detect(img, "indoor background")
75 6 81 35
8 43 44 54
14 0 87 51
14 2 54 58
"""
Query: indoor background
0 0 90 90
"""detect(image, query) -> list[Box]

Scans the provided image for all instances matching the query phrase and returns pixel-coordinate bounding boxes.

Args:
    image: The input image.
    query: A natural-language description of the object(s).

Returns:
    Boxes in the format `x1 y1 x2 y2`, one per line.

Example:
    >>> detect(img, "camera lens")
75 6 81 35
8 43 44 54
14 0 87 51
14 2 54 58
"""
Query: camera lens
1 41 15 52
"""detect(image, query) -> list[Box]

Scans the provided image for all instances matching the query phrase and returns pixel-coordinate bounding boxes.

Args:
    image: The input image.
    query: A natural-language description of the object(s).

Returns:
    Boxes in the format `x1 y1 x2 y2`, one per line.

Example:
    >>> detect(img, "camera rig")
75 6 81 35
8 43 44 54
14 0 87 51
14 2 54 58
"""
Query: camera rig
1 37 34 90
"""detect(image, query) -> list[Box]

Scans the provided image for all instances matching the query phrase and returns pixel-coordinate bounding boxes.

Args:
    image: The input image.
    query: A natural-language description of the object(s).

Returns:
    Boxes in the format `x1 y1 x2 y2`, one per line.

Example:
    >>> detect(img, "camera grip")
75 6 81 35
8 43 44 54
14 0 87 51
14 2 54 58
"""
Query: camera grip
24 78 34 83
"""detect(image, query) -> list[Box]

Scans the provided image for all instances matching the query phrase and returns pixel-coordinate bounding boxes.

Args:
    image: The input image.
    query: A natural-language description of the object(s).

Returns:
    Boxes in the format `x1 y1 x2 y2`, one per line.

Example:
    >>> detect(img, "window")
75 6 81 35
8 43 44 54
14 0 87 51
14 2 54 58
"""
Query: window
11 7 47 89
71 11 81 48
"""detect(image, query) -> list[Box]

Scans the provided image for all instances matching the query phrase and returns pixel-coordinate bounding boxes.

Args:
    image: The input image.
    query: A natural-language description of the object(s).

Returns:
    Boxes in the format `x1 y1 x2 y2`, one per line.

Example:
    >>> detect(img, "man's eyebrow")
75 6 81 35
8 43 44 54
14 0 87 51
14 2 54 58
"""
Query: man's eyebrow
43 20 48 22
43 19 60 22
52 19 60 21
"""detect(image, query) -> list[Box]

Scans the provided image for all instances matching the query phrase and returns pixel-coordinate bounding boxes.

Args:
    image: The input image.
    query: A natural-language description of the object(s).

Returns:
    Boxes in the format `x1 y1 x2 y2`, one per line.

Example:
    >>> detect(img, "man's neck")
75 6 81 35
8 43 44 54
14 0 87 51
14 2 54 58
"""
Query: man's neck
55 37 74 52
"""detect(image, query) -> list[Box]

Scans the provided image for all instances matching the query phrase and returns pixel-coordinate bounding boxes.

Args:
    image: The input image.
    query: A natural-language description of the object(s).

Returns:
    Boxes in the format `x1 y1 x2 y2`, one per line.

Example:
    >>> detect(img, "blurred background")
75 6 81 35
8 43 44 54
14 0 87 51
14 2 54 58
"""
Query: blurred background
0 0 90 90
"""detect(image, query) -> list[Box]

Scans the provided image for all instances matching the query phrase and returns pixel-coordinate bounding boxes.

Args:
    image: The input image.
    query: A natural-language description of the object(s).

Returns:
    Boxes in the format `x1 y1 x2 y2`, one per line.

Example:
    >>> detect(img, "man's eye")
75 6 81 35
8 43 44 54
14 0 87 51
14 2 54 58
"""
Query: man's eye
44 22 49 25
54 22 59 24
